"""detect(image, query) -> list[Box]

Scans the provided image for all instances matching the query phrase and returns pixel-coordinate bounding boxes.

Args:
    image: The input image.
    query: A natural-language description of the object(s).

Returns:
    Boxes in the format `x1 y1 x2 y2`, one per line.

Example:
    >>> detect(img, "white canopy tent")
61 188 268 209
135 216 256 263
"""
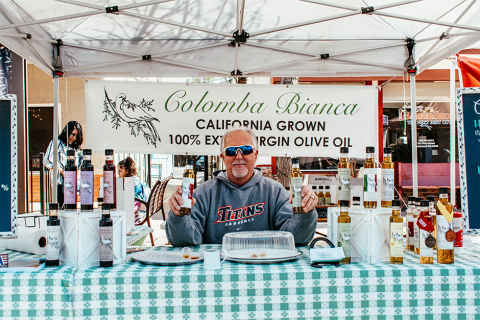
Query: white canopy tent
1 0 479 202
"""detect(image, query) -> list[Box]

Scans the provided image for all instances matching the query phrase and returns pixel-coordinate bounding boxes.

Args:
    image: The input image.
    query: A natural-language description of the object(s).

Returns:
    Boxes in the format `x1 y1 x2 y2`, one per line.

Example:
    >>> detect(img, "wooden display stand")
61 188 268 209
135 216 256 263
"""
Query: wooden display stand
327 207 393 264
59 209 126 268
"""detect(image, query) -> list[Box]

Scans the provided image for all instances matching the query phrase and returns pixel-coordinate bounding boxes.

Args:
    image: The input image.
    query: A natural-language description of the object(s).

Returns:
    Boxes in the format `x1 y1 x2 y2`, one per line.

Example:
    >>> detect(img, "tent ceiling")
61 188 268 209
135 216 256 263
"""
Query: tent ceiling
1 0 480 78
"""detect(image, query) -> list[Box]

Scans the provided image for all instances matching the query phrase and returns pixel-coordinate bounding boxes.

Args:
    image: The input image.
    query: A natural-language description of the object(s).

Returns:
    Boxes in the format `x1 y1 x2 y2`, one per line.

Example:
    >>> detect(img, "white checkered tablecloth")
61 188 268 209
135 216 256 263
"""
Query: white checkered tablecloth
1 244 480 319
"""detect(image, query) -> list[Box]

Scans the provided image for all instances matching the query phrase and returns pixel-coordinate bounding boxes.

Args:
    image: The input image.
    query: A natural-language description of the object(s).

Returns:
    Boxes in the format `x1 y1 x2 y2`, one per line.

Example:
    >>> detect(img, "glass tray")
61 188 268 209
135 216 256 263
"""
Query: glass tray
132 251 204 266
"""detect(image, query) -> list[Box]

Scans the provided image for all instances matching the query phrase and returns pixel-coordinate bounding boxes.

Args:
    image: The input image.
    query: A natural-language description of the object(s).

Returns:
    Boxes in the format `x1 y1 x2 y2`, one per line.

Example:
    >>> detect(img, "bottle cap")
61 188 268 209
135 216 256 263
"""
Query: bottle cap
105 149 114 156
312 186 317 190
384 147 392 154
97 197 103 203
187 159 194 165
353 196 360 201
416 197 423 203
67 149 75 156
426 196 435 202
49 203 59 210
340 200 349 207
392 199 401 207
366 146 375 153
318 186 323 190
83 149 92 155
285 187 290 191
340 147 349 154
291 157 299 164
101 203 110 211
439 187 449 194
325 186 330 190
408 196 416 202
420 200 430 207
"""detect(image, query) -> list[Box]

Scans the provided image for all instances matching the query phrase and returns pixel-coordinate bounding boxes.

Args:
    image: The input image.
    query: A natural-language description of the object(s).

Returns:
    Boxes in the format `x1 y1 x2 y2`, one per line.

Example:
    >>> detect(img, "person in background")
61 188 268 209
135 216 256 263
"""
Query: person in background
44 121 83 209
118 157 151 219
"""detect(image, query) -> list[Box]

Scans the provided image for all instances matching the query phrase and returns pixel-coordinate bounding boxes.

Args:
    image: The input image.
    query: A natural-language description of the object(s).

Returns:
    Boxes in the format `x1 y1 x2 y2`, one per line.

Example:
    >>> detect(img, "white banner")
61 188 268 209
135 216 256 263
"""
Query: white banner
86 81 378 157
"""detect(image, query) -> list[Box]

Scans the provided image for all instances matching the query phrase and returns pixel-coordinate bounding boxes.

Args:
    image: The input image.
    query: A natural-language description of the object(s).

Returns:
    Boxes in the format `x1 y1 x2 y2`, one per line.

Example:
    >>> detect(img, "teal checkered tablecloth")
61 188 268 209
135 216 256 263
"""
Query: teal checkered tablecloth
1 244 480 319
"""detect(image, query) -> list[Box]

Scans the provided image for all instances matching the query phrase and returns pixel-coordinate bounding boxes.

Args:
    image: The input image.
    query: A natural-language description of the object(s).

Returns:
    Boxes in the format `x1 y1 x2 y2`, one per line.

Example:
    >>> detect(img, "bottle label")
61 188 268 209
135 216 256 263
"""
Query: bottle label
80 171 94 205
407 214 414 237
419 229 433 257
414 217 419 249
363 168 377 201
337 169 351 201
390 222 404 257
291 177 303 208
317 196 324 205
325 196 331 205
453 217 463 248
64 171 77 205
181 177 194 208
99 226 113 262
103 171 115 204
337 222 351 258
381 169 394 201
46 225 60 260
436 215 454 250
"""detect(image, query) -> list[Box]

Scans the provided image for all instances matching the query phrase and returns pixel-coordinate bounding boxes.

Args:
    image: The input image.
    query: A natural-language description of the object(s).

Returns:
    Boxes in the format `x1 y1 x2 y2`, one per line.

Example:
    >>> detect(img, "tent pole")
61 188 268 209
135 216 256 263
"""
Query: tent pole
411 75 418 197
450 58 456 206
52 75 60 205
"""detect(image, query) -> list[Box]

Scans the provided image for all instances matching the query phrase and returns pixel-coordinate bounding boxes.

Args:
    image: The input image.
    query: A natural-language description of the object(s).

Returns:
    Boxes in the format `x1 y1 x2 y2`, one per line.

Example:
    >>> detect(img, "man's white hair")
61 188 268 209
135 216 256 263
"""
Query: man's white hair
220 126 258 153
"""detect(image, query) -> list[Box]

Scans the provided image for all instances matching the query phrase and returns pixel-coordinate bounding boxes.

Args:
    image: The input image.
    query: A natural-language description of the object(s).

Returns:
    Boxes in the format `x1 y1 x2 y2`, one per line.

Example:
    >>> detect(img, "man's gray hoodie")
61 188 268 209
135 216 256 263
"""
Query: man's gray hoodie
165 169 317 247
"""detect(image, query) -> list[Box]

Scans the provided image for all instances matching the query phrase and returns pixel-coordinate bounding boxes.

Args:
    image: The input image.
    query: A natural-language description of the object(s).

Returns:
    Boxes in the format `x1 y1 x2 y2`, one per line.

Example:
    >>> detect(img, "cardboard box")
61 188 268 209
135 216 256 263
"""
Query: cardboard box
59 209 126 268
327 207 395 264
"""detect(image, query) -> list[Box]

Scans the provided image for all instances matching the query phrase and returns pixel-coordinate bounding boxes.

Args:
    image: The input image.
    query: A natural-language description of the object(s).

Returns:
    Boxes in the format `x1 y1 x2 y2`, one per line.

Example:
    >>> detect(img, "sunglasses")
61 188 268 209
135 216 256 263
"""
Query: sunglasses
223 145 255 157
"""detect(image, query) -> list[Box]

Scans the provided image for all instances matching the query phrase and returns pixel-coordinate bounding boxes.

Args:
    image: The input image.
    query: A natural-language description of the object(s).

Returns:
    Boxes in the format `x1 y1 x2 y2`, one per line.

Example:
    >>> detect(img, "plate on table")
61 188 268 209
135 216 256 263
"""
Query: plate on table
131 251 203 266
226 249 302 264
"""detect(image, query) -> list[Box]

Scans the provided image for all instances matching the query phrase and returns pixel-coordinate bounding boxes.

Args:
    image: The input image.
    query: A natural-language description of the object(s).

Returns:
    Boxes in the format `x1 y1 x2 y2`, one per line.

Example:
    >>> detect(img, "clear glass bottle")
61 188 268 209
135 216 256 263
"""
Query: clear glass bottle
436 188 454 264
46 203 60 267
179 159 195 215
413 197 422 254
99 203 113 268
291 158 304 214
381 147 394 208
103 149 116 211
363 146 377 208
419 200 433 264
427 195 436 250
337 147 351 207
389 199 403 264
64 149 77 211
80 149 94 212
317 186 325 205
324 186 331 205
406 196 416 251
337 200 351 264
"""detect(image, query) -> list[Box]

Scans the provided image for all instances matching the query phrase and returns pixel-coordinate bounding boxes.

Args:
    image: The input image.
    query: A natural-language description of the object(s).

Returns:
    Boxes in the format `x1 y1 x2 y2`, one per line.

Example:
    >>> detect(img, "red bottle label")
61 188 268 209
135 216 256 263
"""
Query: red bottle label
408 221 414 237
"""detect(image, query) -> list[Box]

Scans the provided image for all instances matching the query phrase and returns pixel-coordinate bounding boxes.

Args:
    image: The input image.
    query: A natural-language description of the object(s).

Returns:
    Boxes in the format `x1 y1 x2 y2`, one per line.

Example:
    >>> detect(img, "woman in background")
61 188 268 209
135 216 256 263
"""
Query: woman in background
44 121 83 209
118 157 151 219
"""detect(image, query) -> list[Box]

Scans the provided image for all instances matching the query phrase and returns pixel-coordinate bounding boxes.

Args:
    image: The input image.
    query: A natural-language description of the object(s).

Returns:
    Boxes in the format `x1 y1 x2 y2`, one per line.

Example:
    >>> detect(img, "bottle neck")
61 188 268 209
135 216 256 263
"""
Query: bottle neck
101 212 111 219
339 154 349 161
105 155 113 164
383 154 392 162
392 206 401 215
439 194 448 202
185 164 193 170
67 155 75 164
83 155 91 163
340 208 349 215
365 153 375 161
49 210 58 218
292 163 299 169
421 206 429 214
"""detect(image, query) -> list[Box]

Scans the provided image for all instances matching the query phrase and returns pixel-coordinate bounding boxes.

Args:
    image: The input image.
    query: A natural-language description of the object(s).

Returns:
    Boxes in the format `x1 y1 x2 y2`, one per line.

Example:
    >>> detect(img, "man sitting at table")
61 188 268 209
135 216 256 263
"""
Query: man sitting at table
165 126 318 247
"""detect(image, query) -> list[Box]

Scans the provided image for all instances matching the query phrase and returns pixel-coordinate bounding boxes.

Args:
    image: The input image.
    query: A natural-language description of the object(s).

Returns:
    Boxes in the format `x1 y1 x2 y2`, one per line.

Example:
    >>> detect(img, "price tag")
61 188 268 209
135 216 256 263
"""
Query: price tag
416 213 435 233
309 248 345 263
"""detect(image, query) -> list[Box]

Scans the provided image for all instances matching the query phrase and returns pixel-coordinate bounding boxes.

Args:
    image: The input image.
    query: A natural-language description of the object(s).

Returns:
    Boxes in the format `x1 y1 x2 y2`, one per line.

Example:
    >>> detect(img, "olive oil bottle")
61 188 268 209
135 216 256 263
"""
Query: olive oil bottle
363 146 377 208
46 203 60 267
324 186 331 205
436 188 454 264
389 199 403 264
413 197 422 254
337 200 351 264
317 186 325 205
291 158 304 214
337 147 351 206
427 196 436 249
406 196 416 251
179 159 195 215
419 200 434 264
381 147 394 208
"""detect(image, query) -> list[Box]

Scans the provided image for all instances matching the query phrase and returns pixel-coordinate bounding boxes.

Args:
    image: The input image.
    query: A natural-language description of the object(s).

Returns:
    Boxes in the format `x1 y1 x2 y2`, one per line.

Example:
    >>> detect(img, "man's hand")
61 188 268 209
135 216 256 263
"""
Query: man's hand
289 185 317 213
169 185 196 216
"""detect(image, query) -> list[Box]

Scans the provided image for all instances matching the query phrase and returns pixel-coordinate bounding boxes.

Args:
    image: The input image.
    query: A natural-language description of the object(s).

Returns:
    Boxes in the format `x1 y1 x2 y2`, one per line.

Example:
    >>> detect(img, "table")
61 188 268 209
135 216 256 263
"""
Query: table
0 244 479 319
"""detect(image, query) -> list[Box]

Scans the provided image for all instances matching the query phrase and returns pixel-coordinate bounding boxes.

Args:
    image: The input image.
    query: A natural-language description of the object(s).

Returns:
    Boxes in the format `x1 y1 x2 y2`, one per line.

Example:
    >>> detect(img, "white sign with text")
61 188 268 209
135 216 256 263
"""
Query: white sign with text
86 81 378 157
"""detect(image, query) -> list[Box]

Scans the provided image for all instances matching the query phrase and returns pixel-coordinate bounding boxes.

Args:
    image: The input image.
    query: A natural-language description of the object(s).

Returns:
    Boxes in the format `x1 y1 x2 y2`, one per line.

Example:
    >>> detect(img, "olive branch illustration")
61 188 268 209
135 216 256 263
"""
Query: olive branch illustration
102 88 161 147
